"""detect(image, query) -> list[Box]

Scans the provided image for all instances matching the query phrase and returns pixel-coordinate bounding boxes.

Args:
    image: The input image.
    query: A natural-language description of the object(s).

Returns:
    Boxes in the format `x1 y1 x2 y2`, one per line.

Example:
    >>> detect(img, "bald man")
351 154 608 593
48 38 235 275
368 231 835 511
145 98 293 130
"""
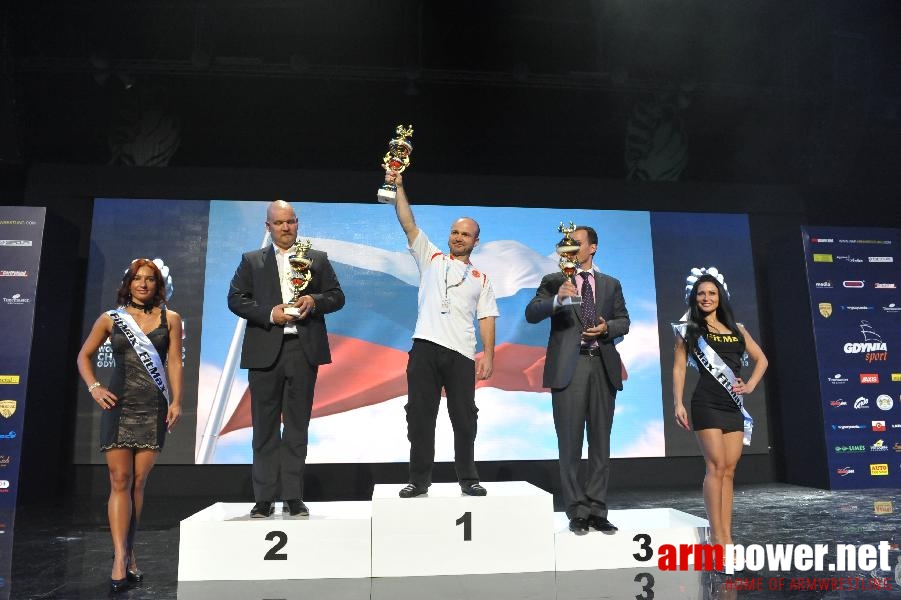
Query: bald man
386 170 499 498
228 200 345 518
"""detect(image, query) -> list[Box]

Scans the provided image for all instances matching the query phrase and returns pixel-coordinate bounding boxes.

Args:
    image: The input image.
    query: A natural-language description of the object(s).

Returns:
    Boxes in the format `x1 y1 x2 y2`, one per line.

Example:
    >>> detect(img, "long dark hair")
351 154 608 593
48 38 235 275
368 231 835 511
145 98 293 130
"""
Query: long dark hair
116 259 167 307
684 274 742 353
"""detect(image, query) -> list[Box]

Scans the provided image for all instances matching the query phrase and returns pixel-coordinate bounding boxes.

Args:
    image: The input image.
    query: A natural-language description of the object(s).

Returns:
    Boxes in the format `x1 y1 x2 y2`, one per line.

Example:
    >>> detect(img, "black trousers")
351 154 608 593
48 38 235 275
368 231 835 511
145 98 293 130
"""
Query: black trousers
552 354 616 519
248 335 317 502
405 339 479 488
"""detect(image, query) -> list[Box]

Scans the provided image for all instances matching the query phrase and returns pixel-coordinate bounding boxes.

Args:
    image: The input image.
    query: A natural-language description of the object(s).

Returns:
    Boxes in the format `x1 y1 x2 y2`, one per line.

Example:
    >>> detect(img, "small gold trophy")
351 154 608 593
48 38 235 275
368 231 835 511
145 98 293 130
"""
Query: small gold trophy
378 124 414 204
283 239 313 317
556 221 582 305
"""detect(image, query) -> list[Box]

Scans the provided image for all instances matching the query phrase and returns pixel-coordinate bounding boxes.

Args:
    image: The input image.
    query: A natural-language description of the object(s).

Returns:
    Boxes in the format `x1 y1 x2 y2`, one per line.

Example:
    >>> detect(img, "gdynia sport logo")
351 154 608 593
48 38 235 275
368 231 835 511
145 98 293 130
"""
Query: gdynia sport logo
640 537 893 581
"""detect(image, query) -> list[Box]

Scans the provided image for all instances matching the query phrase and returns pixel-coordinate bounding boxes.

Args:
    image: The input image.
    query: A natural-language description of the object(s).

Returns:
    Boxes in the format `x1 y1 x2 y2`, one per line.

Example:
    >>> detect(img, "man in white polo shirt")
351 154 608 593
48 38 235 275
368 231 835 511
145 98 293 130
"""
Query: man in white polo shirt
384 168 499 498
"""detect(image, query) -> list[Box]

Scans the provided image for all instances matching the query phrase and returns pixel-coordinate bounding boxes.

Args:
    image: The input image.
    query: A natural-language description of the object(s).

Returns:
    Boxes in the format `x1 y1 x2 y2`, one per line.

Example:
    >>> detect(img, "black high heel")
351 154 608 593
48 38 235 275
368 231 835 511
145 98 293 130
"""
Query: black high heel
126 547 144 582
109 576 129 593
126 564 144 583
110 555 129 593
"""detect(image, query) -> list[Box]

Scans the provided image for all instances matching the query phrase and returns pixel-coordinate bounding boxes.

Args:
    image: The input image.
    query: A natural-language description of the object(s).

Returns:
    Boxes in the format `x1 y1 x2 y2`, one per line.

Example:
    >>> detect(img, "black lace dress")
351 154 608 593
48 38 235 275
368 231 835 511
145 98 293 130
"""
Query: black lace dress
100 309 170 452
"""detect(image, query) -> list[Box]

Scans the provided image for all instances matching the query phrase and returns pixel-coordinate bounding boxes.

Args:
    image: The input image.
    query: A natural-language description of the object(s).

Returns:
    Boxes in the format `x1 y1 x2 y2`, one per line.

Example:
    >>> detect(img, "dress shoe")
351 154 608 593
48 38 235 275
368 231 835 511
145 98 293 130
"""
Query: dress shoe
569 517 589 535
283 499 309 516
588 515 618 534
460 483 487 496
250 501 274 518
398 483 428 498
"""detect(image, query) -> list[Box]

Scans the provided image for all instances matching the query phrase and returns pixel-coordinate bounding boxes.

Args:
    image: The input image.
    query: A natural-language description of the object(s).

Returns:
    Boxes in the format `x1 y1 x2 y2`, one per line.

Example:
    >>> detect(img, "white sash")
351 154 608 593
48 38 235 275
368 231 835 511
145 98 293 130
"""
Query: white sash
673 322 753 446
107 308 171 406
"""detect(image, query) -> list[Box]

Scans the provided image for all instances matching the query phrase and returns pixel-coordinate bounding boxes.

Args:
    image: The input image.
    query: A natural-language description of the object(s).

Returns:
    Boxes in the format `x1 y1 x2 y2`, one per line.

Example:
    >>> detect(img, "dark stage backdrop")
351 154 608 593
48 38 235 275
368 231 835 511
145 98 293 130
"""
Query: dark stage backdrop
73 197 769 465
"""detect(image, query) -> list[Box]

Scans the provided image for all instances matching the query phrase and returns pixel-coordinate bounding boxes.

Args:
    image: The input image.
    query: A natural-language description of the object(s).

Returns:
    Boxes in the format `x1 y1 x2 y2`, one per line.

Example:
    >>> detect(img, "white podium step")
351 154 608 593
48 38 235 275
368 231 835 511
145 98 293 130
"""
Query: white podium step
554 508 709 571
370 481 556 577
177 501 372 581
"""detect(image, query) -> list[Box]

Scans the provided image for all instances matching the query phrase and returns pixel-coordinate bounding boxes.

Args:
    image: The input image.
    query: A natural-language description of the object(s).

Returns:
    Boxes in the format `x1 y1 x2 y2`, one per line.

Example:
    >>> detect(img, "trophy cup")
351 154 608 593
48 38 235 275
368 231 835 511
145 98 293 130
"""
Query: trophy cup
377 124 414 204
556 221 582 305
283 239 313 317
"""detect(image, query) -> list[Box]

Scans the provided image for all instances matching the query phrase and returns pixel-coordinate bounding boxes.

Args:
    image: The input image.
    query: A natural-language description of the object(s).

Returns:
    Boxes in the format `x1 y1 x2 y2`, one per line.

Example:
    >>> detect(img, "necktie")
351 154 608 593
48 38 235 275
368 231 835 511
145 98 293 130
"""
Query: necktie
580 272 597 328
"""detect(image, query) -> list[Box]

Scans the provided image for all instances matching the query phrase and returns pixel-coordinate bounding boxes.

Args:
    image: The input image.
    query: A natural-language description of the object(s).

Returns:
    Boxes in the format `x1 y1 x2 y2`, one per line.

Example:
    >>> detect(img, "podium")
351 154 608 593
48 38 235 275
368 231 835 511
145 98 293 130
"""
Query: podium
553 508 710 571
370 481 555 577
178 501 372 581
178 482 709 582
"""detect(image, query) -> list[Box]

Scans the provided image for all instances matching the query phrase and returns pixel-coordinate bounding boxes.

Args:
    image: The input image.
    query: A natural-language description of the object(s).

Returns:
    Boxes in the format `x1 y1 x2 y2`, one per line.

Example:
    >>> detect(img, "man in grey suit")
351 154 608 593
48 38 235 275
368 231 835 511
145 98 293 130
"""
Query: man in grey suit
228 200 345 518
525 225 629 535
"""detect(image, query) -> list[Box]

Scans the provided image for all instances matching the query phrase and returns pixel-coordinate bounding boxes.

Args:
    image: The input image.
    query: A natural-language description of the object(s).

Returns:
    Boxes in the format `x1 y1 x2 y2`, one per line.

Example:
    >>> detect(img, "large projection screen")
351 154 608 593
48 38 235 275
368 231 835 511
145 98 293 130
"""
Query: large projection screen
74 198 768 464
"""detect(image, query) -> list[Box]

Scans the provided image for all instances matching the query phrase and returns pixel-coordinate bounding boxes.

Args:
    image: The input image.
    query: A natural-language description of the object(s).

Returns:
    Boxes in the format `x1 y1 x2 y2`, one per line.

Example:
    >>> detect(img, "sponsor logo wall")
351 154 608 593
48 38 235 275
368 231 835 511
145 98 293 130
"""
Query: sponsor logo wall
803 226 901 490
0 207 45 600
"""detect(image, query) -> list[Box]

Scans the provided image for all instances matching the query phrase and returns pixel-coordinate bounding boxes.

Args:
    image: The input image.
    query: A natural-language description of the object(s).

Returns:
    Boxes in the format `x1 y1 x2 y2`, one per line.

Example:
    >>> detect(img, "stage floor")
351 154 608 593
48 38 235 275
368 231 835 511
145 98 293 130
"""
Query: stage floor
10 483 901 599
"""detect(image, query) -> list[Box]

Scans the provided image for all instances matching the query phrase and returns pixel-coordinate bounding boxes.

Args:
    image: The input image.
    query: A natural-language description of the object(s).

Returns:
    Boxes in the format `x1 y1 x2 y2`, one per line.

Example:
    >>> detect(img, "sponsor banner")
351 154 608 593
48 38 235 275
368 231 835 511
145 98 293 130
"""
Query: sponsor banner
803 226 901 490
0 206 45 597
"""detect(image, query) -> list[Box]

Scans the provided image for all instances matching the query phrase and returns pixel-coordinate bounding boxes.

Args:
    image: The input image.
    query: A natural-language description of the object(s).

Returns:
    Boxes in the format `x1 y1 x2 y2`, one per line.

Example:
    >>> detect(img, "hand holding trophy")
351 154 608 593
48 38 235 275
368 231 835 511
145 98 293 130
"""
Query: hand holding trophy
283 239 314 317
378 124 414 204
556 221 582 305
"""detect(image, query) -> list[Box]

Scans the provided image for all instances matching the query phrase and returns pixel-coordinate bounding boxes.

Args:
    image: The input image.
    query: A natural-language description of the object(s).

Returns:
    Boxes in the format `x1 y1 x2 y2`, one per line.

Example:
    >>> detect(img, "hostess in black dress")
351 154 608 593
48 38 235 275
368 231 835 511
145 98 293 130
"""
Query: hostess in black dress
100 309 170 452
690 331 745 433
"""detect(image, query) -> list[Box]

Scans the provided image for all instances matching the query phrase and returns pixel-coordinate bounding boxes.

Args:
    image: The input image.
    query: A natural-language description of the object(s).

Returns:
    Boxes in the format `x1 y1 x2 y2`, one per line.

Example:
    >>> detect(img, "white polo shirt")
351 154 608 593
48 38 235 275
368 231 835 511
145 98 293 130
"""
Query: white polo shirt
409 230 499 359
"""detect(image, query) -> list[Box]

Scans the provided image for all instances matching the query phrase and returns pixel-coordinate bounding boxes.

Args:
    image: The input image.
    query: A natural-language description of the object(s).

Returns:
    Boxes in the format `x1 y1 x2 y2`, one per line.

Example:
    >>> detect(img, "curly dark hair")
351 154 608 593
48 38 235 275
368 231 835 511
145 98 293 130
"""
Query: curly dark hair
684 273 742 353
116 258 166 307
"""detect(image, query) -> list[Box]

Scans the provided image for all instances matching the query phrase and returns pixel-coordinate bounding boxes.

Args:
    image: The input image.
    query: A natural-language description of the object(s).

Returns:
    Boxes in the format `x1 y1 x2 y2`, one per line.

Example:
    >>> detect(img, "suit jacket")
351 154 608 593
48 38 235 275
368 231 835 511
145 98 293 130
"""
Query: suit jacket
525 270 629 390
227 246 345 370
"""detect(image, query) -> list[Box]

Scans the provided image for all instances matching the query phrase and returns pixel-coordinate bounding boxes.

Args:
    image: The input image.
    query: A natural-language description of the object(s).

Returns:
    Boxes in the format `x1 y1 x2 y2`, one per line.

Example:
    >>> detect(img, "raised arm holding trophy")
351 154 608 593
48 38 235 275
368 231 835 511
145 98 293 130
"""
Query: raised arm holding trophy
377 124 414 204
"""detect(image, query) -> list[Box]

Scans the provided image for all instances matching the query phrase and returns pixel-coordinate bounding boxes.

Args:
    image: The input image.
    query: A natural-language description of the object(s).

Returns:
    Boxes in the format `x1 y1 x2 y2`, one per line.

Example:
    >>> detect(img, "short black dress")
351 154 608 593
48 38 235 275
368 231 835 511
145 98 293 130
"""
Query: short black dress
100 309 170 452
690 331 745 432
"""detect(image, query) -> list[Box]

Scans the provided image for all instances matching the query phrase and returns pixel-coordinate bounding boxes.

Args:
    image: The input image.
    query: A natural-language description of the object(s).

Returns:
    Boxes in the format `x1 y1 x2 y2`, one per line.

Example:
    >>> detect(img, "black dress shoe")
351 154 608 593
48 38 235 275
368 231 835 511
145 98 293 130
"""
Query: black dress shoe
587 515 618 534
283 499 309 516
569 517 589 535
398 483 428 498
250 501 274 518
460 483 487 496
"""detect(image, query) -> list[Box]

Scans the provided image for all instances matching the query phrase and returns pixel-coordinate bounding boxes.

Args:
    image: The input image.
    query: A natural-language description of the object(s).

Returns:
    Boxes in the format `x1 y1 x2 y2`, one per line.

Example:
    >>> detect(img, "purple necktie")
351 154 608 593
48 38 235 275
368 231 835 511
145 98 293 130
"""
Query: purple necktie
580 272 597 328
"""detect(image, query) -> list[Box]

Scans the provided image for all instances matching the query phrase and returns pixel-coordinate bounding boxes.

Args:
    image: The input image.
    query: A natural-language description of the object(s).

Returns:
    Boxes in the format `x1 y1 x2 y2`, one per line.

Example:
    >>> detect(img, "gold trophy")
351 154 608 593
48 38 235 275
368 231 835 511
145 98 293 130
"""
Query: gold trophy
378 124 414 204
283 239 313 317
556 221 582 305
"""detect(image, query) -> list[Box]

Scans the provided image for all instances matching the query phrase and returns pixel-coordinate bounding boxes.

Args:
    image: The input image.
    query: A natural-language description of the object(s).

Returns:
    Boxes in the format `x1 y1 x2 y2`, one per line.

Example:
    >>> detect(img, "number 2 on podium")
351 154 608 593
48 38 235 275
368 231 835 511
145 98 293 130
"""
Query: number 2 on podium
456 511 472 541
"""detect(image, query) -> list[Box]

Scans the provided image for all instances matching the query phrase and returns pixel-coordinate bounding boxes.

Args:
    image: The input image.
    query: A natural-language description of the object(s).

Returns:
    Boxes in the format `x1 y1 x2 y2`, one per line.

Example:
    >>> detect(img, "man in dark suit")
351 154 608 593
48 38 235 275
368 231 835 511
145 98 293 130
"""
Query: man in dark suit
525 225 629 535
228 200 345 518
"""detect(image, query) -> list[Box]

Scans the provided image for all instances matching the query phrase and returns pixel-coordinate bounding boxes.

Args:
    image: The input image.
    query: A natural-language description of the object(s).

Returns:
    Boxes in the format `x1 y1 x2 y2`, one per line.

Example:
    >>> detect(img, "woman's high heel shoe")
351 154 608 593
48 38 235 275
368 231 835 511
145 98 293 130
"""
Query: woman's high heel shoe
109 576 129 593
126 565 144 583
126 549 144 582
110 554 130 593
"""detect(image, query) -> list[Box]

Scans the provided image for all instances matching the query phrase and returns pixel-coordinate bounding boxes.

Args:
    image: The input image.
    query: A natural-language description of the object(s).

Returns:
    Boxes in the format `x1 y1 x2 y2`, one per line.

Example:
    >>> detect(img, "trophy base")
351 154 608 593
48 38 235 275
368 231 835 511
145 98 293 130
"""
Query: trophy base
284 307 301 317
571 295 583 306
377 186 397 205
